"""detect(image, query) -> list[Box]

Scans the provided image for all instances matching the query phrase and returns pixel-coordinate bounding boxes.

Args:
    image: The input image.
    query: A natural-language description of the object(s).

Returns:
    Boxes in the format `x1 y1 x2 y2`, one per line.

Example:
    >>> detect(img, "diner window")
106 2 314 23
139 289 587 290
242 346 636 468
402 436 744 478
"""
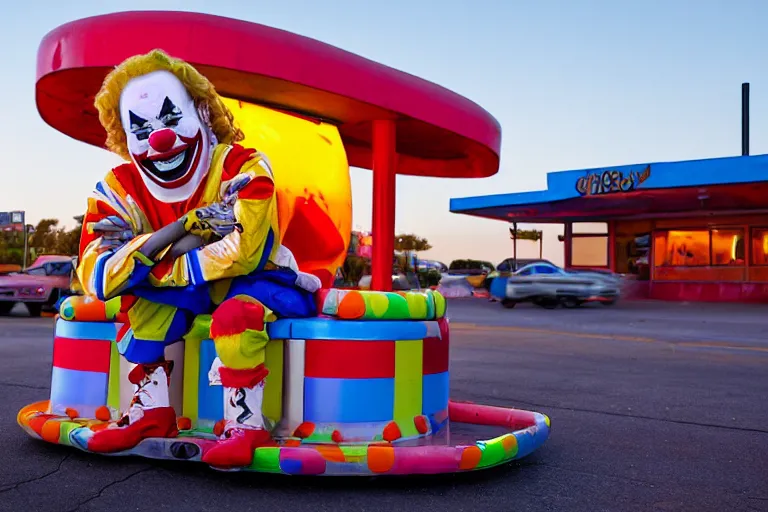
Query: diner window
711 229 745 266
571 236 608 266
654 230 710 267
752 227 768 266
573 222 608 235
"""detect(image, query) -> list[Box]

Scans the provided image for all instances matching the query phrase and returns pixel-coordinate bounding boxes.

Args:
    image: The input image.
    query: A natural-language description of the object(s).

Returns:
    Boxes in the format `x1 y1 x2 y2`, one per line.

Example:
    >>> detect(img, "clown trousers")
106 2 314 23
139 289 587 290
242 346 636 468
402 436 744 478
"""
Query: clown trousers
119 268 316 365
88 269 315 466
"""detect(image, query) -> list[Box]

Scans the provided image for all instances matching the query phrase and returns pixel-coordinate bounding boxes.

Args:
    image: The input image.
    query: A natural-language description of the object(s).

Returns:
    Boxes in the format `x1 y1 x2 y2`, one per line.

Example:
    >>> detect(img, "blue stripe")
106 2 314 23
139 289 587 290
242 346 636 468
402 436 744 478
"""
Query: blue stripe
267 320 291 339
55 319 118 341
304 377 394 423
187 250 205 286
121 256 154 294
198 339 224 422
256 229 275 272
513 420 550 459
422 372 450 415
95 182 107 196
276 318 437 341
93 251 112 301
49 367 108 414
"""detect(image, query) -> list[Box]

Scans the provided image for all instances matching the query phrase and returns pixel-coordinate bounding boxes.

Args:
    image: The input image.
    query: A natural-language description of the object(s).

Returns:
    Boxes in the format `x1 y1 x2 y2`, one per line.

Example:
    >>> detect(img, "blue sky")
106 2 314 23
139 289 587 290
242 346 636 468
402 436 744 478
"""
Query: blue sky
1 0 767 265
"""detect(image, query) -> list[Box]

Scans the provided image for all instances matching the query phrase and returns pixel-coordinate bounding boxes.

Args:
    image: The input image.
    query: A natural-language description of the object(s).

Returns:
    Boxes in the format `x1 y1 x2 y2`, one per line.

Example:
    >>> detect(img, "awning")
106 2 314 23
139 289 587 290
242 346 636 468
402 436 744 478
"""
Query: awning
451 154 768 222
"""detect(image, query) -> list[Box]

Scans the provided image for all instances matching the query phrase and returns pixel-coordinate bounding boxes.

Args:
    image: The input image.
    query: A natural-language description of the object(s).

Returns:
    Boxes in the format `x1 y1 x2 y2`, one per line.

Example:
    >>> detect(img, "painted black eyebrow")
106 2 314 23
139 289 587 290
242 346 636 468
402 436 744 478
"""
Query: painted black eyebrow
129 111 148 130
159 97 180 118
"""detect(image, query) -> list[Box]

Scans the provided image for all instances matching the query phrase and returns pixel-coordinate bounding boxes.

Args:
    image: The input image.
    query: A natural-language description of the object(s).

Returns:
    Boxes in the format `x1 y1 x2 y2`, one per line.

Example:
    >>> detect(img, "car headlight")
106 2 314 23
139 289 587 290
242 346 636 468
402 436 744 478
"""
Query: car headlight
19 287 45 296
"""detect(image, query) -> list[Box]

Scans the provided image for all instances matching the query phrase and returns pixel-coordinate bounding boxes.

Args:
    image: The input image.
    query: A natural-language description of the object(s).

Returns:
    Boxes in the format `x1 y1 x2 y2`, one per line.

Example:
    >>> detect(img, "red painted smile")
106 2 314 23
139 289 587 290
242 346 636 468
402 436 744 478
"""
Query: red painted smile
133 131 203 189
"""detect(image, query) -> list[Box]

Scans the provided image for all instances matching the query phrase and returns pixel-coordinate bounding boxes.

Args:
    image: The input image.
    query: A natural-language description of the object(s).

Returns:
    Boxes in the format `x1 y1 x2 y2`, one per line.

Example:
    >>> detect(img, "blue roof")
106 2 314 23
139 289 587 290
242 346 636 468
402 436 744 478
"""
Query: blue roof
450 153 768 221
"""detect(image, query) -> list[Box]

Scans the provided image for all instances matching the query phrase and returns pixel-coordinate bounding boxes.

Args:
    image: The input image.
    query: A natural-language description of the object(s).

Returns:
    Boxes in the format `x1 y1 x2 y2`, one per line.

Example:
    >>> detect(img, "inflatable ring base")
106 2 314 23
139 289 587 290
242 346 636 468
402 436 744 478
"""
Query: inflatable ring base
18 399 549 476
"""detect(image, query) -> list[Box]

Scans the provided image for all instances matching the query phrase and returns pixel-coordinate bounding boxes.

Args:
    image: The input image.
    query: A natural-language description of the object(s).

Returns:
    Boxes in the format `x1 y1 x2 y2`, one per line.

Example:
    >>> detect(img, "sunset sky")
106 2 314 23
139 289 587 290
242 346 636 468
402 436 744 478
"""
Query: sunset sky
1 0 767 266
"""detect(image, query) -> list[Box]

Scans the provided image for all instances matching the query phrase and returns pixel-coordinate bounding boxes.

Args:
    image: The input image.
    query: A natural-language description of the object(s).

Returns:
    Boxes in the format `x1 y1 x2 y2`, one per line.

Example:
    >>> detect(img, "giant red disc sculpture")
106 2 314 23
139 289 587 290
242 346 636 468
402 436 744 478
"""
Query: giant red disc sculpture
35 11 501 289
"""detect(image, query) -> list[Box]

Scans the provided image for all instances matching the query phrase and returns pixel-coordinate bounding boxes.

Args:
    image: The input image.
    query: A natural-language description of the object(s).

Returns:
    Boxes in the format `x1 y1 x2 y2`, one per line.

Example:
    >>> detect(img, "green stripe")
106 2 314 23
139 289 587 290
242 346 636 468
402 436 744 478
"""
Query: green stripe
250 447 282 473
183 338 200 426
394 339 423 438
477 435 515 468
58 421 82 446
107 342 121 413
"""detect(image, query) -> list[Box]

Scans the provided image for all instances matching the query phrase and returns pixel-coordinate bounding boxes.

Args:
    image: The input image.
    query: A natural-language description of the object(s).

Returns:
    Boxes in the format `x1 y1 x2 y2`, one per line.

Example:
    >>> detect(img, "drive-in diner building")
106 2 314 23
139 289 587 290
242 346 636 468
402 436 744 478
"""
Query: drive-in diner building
450 153 768 302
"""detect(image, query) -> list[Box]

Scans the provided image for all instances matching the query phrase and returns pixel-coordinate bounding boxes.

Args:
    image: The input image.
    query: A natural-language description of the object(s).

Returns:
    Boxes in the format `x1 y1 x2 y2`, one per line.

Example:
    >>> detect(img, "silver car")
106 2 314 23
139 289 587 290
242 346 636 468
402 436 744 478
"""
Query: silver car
489 262 621 309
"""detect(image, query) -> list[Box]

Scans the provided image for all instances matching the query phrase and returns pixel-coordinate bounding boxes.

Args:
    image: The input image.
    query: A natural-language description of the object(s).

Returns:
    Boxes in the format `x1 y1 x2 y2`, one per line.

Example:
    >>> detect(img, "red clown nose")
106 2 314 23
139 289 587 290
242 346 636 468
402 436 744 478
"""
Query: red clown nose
148 128 177 153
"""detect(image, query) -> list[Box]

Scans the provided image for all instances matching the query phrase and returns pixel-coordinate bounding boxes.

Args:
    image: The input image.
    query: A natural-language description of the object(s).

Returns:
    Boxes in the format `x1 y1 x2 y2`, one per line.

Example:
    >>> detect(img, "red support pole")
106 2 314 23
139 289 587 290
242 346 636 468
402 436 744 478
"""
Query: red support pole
563 222 573 269
371 119 396 291
608 220 616 272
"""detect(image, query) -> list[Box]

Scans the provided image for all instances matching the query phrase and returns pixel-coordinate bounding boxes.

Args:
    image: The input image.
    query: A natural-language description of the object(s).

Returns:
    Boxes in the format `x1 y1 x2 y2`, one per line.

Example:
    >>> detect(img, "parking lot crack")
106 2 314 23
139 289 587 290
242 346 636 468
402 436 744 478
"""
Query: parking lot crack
66 466 153 512
0 453 71 493
0 381 48 390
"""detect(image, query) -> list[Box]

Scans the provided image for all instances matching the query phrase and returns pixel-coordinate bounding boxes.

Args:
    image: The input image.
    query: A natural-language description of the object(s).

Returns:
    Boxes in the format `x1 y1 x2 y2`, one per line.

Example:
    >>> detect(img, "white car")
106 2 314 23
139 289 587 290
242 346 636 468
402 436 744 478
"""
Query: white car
489 262 621 309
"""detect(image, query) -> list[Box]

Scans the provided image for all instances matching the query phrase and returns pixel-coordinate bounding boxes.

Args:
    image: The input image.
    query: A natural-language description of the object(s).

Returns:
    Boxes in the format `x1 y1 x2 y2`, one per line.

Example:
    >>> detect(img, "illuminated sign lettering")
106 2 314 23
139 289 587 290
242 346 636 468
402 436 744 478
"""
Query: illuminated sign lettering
575 165 651 196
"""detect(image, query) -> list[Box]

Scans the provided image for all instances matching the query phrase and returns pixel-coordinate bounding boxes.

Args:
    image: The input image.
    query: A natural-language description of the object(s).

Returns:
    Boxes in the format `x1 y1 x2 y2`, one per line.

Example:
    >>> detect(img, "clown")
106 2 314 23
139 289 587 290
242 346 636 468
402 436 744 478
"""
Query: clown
76 49 320 468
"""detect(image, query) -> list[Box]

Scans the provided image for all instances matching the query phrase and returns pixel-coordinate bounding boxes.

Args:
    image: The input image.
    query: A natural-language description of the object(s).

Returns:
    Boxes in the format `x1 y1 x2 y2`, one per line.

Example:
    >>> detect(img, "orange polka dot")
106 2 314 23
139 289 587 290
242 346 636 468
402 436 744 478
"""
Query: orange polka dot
382 421 402 442
337 292 366 319
502 435 518 456
367 446 395 473
316 445 346 462
459 446 482 470
293 421 315 439
177 417 192 430
283 439 302 447
41 421 62 443
213 419 227 437
94 406 111 422
28 415 53 436
414 416 428 434
65 408 79 420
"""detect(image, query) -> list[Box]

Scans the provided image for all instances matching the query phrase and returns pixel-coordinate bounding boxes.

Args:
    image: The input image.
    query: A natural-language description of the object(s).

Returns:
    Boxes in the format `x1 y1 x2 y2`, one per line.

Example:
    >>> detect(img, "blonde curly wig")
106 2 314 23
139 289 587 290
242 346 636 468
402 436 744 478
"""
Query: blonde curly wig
94 49 244 160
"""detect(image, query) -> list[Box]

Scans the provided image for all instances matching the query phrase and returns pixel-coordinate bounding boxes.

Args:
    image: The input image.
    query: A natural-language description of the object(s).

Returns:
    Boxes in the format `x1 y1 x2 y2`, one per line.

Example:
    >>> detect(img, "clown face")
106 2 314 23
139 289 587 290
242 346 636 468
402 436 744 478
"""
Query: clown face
119 70 214 202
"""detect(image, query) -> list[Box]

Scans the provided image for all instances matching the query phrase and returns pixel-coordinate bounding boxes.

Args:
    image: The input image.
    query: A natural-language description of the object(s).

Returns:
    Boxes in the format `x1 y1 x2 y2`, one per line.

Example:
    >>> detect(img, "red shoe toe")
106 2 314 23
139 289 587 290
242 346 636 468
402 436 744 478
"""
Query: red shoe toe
88 407 178 453
202 428 272 468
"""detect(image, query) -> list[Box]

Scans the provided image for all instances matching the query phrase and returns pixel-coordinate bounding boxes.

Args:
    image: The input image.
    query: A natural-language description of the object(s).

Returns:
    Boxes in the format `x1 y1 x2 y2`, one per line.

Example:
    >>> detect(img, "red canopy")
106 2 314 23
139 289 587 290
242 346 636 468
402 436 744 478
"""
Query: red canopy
36 11 500 179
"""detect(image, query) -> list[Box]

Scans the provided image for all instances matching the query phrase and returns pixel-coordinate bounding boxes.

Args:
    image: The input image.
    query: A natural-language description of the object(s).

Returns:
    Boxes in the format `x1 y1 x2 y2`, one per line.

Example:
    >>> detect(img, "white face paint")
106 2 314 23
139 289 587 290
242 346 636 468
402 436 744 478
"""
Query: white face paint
119 70 215 202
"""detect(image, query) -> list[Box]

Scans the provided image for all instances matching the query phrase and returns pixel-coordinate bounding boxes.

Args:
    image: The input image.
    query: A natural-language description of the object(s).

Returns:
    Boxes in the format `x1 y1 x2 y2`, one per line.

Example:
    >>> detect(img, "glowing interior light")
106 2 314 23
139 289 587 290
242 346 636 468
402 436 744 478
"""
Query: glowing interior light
763 233 768 260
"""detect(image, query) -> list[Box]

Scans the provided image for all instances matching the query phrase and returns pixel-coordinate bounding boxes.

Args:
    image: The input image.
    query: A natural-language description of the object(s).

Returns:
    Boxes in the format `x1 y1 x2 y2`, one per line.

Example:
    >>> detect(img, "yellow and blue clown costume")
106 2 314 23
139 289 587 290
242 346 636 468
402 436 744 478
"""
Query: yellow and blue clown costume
74 50 317 468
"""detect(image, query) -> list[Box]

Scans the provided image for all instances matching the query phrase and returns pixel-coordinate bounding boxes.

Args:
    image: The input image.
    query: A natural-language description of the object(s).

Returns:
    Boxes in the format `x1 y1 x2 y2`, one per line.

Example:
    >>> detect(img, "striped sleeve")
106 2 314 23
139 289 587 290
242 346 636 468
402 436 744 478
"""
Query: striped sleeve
77 176 157 300
184 151 280 283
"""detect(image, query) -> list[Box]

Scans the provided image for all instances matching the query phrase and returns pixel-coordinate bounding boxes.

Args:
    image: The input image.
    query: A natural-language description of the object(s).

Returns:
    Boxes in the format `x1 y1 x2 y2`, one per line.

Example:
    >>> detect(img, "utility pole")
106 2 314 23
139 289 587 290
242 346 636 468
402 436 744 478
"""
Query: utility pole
742 83 750 156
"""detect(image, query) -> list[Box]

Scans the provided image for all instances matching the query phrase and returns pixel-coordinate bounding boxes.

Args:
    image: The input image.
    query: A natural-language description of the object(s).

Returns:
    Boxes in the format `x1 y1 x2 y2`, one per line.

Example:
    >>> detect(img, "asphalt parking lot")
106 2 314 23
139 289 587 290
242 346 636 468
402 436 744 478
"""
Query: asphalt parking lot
0 300 766 512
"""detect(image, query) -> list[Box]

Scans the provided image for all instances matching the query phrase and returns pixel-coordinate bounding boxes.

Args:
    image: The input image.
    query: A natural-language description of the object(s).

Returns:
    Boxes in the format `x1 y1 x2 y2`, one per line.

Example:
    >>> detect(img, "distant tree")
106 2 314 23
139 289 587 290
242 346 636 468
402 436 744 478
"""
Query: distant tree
54 216 84 256
28 218 60 252
395 234 432 252
339 254 369 287
395 234 432 274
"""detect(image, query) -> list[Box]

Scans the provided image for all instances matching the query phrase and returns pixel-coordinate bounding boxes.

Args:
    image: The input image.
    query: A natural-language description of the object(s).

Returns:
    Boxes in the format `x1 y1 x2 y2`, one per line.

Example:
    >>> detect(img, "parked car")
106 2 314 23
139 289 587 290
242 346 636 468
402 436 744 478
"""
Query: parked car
0 255 77 317
489 261 620 309
482 258 554 290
